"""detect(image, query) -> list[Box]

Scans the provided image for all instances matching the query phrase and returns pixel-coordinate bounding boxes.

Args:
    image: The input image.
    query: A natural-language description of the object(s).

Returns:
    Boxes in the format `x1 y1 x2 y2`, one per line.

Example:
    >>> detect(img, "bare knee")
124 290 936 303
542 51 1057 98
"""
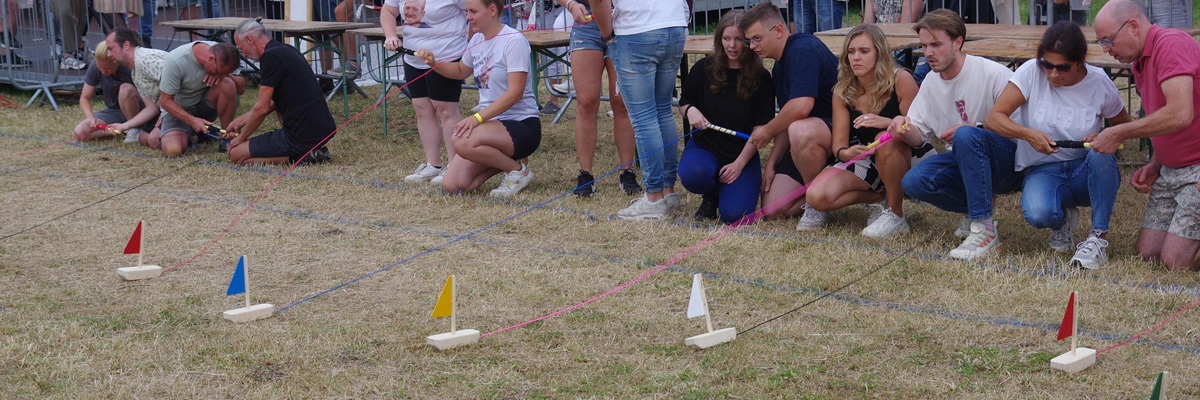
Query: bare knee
118 83 138 103
1160 248 1200 272
433 103 460 123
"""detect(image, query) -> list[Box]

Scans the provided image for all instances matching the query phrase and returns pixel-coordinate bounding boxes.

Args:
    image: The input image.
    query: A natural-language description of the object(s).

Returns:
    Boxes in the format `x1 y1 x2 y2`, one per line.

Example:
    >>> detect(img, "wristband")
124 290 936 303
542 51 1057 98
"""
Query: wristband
474 113 484 123
836 147 848 160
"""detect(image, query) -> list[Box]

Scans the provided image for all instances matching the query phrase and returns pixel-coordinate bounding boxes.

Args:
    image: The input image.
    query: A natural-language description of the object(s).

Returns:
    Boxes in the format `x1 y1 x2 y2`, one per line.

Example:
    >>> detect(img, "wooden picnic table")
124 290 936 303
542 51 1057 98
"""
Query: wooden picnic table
817 22 1200 41
961 37 1126 69
162 17 374 38
683 34 919 57
163 18 375 119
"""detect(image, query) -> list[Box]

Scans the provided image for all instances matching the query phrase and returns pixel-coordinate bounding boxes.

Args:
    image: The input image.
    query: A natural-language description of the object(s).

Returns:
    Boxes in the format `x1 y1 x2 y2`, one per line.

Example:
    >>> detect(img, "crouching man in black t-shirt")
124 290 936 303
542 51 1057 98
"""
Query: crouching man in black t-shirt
225 19 337 165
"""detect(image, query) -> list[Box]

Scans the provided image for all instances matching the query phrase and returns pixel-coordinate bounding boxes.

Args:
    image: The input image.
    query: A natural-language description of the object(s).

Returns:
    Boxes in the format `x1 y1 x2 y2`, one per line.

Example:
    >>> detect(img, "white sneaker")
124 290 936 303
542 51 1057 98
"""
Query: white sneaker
489 166 533 197
953 215 972 238
60 55 86 70
1047 207 1079 252
796 204 827 231
404 163 442 182
948 221 1001 260
552 79 573 94
1070 235 1109 270
429 170 445 186
617 194 668 221
864 200 887 227
123 128 140 143
664 193 681 213
862 209 911 238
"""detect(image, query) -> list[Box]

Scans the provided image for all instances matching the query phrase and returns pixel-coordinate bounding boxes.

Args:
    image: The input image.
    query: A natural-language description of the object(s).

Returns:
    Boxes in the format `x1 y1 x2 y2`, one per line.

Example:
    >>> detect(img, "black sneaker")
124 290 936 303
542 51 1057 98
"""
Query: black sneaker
694 193 718 222
0 52 30 67
539 101 560 115
290 146 332 165
573 170 595 197
218 138 231 153
1 32 21 49
619 169 642 195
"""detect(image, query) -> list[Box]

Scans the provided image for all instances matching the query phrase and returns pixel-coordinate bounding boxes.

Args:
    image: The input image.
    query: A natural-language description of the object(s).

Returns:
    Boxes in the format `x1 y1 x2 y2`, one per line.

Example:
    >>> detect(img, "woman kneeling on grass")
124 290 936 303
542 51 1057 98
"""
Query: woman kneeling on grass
985 21 1131 269
678 10 774 223
805 23 934 238
416 0 541 197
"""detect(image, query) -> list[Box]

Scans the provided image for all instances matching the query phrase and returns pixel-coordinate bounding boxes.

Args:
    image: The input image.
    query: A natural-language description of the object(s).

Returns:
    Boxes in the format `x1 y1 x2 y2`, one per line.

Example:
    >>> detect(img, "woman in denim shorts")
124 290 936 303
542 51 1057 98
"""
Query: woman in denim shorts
557 0 640 197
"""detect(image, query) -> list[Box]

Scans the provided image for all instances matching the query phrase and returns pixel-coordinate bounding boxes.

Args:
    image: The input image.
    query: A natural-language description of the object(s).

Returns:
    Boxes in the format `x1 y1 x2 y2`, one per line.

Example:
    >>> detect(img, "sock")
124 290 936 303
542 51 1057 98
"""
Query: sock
975 217 996 232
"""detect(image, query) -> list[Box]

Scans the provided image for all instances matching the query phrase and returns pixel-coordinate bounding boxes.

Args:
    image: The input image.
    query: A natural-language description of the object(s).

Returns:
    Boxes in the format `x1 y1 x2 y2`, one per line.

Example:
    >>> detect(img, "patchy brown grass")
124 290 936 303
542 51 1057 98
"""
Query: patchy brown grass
0 75 1197 399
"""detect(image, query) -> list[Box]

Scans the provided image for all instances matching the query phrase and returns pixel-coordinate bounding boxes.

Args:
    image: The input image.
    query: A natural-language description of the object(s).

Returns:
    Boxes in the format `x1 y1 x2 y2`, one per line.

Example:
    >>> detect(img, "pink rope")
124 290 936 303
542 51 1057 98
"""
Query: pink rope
481 133 896 338
1097 294 1200 355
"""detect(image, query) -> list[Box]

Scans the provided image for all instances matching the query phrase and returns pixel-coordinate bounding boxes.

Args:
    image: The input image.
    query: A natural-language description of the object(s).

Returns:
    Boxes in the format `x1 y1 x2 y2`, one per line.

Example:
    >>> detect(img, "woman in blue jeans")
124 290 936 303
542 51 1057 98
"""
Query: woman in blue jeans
985 21 1132 269
678 10 774 224
593 0 688 221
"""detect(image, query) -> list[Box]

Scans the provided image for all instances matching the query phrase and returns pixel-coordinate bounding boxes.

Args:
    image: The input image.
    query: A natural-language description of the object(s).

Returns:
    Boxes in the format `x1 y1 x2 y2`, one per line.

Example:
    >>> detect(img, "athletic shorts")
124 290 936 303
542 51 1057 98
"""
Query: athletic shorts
248 129 317 158
404 60 464 102
772 117 835 184
159 95 218 138
1144 164 1200 240
500 117 541 160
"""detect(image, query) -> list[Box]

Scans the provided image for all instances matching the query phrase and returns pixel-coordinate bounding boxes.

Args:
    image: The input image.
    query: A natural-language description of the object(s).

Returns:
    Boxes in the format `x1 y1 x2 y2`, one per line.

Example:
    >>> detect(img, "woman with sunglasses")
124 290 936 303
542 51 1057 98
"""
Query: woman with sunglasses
985 21 1132 269
416 0 541 197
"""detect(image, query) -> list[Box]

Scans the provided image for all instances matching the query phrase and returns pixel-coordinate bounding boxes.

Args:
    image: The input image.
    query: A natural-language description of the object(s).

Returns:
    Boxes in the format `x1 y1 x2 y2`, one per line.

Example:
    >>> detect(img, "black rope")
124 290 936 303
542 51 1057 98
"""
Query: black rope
740 237 925 335
0 161 197 242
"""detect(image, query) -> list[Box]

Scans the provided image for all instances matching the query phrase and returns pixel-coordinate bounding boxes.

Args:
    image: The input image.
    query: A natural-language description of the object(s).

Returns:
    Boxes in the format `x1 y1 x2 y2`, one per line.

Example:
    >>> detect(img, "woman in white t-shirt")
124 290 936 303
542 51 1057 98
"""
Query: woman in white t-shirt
985 21 1132 269
382 0 468 185
416 0 542 197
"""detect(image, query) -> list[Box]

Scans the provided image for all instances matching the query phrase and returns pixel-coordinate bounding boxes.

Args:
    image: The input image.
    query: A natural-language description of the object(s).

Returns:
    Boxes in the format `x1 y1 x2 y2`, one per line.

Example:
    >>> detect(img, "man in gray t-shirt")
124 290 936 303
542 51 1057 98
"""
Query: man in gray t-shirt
74 41 150 142
154 40 243 157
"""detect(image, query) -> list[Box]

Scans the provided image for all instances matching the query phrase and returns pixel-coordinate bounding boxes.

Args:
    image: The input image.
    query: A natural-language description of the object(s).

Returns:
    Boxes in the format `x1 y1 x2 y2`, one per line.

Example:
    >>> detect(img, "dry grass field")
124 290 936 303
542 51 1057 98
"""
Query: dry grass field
1 73 1199 399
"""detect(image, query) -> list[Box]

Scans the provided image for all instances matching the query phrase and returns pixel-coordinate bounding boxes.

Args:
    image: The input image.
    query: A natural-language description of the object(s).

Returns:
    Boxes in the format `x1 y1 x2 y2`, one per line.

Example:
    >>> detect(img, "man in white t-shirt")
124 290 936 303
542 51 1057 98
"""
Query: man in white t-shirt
888 9 1015 260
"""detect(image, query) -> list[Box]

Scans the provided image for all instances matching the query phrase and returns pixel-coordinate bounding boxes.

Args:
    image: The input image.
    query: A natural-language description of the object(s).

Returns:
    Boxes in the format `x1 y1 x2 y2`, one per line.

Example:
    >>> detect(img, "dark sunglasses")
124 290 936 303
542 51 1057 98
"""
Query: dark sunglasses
1038 58 1074 73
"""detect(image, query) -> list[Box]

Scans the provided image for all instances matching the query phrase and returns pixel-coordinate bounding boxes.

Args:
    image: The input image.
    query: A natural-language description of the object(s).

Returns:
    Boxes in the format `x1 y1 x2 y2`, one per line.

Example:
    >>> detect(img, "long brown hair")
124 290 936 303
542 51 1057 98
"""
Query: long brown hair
833 24 897 114
706 10 765 101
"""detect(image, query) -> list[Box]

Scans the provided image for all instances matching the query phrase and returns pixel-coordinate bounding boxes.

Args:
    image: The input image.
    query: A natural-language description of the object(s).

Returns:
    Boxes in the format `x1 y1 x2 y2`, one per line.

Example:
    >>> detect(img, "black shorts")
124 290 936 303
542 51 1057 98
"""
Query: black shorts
501 117 541 160
248 129 314 158
404 61 464 102
774 153 838 186
773 117 835 184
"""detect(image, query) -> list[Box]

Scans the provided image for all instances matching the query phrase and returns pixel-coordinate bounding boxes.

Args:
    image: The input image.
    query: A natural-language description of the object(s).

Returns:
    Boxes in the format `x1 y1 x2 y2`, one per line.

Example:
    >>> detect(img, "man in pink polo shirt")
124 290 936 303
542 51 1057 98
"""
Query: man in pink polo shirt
1092 0 1200 271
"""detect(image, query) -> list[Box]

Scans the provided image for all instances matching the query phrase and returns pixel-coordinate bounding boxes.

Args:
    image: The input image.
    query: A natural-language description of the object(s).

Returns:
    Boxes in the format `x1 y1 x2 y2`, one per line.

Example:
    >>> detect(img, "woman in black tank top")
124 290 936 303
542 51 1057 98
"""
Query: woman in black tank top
804 24 932 238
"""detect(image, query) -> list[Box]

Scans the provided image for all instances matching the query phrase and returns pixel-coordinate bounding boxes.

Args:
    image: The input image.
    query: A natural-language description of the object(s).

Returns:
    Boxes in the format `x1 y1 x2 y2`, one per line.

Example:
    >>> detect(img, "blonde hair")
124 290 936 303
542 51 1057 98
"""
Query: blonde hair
833 24 898 114
94 41 114 63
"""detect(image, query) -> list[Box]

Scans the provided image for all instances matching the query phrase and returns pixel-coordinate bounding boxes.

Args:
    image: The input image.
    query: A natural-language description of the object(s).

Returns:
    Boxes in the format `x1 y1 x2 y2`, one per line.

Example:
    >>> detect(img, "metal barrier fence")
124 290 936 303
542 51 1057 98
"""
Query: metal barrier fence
1 0 82 110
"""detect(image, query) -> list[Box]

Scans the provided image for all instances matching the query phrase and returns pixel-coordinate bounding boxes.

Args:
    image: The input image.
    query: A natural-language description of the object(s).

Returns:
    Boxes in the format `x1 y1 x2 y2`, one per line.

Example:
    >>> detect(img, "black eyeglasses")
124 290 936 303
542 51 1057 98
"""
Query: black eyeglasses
1038 58 1074 73
742 24 779 46
1097 20 1129 47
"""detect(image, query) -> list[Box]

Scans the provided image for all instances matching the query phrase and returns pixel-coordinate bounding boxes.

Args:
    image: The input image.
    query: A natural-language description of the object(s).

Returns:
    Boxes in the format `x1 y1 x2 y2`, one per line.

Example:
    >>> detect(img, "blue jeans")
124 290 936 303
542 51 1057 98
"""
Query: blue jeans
679 141 763 223
901 126 1023 220
1021 152 1119 233
611 27 685 193
794 0 845 33
912 57 931 86
140 0 155 40
201 0 220 18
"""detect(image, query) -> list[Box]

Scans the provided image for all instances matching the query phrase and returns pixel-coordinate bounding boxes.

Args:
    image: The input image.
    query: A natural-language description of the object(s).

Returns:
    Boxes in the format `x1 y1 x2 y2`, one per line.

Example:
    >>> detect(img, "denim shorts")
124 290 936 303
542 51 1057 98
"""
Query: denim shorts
569 20 608 54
